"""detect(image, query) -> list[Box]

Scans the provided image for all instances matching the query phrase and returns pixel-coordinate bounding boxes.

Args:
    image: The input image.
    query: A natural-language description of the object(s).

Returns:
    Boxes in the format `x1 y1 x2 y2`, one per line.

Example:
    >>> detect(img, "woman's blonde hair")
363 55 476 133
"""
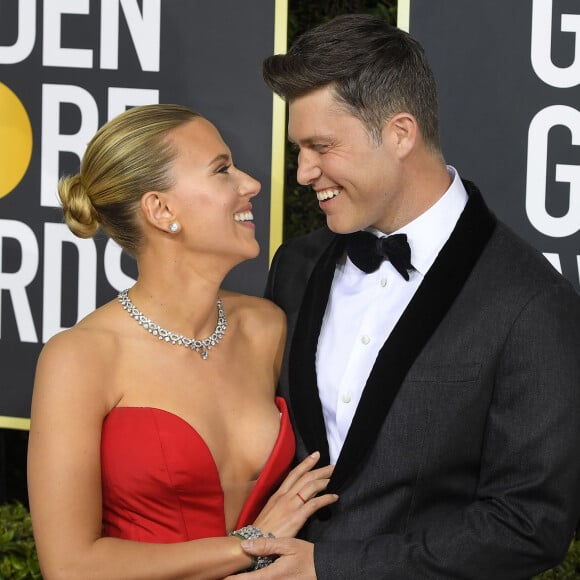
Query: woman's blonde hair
58 103 200 256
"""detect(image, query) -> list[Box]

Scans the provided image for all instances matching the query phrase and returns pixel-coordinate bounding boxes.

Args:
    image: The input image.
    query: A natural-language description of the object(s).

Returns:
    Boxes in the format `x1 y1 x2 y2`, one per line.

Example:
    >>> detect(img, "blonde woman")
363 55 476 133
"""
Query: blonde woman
27 104 337 579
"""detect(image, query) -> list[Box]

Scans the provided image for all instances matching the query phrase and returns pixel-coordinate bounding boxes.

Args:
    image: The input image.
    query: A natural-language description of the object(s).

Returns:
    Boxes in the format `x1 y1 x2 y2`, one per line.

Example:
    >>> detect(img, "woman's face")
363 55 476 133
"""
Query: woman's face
164 118 261 263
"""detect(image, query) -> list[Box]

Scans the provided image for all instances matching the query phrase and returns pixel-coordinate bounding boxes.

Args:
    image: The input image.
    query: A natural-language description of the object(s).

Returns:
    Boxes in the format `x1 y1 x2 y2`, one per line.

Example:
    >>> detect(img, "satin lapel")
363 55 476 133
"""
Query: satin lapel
328 183 497 493
289 235 346 467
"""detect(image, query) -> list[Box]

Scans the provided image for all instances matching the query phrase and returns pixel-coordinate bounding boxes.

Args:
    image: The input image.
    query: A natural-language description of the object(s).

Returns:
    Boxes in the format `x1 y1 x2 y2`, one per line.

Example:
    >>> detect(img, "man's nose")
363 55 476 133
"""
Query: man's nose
296 150 322 186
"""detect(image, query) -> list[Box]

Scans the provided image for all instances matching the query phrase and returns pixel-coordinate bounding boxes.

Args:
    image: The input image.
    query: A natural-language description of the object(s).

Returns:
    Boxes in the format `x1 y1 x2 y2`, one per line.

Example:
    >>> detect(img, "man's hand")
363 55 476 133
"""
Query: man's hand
223 537 316 579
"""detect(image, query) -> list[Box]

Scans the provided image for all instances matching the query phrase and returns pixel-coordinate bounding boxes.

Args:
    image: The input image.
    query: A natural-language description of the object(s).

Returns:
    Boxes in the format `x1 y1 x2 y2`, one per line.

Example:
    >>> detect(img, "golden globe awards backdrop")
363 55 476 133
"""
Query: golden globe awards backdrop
0 0 287 427
400 0 580 290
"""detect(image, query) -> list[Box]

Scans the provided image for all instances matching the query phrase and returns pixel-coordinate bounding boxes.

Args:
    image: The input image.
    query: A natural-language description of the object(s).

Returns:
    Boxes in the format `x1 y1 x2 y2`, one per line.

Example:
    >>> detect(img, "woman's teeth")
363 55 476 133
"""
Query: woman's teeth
234 211 253 222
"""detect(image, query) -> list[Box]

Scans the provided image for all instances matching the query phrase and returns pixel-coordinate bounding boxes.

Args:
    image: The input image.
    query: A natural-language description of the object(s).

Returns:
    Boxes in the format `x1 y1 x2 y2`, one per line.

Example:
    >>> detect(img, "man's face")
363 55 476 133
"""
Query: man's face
288 85 404 234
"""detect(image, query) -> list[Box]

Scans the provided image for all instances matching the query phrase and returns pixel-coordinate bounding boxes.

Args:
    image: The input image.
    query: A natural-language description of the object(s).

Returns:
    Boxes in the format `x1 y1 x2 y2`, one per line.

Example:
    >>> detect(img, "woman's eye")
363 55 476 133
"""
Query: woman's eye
217 165 231 174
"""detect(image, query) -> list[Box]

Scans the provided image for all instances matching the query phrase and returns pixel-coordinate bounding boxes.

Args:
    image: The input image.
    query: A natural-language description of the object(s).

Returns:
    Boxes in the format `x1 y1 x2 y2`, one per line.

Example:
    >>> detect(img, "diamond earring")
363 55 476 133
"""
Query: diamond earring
169 222 180 234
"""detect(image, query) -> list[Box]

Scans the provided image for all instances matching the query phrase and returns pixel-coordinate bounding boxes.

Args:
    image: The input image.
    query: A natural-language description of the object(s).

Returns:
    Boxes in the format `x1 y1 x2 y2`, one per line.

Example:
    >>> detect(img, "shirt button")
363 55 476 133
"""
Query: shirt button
342 392 352 404
380 278 387 287
361 335 370 345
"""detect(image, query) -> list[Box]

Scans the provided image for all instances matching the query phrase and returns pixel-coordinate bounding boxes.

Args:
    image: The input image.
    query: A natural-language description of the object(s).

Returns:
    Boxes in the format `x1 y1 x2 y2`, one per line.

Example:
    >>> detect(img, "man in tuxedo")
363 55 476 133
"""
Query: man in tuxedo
239 14 580 579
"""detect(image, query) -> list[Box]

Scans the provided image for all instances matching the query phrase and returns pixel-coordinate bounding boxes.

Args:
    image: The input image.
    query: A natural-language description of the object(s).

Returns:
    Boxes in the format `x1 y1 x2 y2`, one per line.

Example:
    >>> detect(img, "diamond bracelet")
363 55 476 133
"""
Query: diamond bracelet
228 525 276 570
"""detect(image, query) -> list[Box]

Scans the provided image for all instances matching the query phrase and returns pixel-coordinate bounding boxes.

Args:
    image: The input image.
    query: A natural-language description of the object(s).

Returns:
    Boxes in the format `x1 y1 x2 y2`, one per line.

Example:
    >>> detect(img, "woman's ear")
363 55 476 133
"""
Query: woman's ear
140 191 176 233
383 112 417 159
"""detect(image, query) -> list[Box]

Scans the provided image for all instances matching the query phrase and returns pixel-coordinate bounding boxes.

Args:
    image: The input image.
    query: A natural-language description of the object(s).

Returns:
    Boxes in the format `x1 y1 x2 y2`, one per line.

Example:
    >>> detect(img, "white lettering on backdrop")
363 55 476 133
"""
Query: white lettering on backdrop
0 0 160 342
527 0 580 277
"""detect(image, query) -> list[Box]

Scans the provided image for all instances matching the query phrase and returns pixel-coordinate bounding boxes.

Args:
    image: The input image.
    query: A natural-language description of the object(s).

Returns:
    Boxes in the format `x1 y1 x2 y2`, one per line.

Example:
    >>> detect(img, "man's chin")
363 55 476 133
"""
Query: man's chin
325 218 361 235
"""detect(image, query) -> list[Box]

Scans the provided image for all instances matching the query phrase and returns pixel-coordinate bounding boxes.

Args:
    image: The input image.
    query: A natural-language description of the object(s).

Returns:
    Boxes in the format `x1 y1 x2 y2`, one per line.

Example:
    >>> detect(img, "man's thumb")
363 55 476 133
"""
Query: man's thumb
240 536 275 555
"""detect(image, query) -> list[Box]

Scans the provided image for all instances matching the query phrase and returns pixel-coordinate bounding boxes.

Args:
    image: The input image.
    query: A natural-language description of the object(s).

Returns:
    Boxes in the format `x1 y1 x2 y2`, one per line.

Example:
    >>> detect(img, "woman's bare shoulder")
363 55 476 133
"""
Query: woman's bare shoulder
35 299 123 400
220 291 287 379
220 290 286 331
42 299 120 354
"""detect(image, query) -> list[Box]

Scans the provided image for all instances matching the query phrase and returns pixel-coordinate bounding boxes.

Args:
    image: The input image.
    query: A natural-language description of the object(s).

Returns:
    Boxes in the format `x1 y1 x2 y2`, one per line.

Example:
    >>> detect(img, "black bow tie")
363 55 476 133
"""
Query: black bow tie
346 231 413 280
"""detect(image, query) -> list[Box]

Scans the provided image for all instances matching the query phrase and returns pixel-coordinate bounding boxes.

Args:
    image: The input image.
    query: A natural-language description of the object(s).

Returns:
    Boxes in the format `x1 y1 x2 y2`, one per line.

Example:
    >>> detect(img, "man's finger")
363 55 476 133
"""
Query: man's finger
240 536 283 556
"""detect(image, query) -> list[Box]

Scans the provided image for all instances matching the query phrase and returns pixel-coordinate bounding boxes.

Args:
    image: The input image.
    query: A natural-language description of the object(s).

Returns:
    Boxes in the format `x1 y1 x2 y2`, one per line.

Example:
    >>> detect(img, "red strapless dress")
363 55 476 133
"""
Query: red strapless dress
100 397 295 542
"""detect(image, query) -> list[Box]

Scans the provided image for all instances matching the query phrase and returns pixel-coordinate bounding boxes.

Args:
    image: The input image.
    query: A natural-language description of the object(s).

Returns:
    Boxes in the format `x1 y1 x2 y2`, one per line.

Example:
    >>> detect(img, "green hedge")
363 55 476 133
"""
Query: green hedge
0 503 41 580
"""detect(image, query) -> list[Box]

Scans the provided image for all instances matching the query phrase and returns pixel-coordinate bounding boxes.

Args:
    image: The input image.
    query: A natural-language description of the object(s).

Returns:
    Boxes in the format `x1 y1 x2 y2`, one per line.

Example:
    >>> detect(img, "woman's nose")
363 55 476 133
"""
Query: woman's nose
239 170 261 198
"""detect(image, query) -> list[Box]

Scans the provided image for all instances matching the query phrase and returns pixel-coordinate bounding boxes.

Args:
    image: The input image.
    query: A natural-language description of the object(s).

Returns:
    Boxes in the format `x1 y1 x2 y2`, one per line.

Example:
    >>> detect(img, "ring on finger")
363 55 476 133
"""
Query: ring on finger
296 491 308 504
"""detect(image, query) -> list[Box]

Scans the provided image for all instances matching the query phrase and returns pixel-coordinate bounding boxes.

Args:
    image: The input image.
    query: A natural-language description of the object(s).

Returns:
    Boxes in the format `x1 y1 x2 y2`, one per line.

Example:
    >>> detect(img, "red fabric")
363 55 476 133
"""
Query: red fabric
100 397 295 542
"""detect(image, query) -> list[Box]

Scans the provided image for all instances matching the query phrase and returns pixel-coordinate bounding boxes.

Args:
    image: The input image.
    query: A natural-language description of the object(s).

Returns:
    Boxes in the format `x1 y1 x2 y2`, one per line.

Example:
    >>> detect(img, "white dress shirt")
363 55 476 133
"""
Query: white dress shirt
316 166 469 464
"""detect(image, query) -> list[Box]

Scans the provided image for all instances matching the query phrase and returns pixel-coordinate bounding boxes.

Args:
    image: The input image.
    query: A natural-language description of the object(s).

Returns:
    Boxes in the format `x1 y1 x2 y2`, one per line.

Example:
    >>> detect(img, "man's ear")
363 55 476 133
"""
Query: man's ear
140 191 176 232
383 112 417 159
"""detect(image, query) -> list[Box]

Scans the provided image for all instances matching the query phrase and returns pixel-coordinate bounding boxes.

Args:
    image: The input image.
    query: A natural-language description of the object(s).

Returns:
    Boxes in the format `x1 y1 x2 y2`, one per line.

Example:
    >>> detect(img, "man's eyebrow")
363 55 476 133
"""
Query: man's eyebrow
288 135 331 146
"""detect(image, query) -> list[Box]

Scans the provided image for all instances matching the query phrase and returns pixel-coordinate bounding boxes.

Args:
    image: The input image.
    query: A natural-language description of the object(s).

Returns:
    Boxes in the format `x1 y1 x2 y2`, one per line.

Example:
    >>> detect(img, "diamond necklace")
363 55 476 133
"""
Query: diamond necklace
118 288 227 360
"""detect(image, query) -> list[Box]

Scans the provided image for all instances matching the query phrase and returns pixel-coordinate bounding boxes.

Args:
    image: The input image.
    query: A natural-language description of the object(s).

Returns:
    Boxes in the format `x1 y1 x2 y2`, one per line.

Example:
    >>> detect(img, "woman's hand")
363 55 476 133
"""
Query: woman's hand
251 452 338 538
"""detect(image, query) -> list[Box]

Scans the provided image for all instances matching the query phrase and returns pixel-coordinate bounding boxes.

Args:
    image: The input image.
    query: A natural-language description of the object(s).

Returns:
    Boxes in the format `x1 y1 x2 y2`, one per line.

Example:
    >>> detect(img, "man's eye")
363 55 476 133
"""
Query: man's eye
312 144 328 152
217 165 231 174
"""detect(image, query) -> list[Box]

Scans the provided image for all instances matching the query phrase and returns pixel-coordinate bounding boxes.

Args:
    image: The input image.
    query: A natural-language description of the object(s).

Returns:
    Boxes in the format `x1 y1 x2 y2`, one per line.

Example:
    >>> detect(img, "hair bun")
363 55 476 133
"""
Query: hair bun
58 173 100 238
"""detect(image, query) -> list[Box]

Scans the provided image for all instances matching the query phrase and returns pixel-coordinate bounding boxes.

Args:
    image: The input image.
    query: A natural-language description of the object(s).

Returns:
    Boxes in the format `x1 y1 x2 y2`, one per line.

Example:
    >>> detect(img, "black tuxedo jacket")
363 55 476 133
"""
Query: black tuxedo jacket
265 182 580 579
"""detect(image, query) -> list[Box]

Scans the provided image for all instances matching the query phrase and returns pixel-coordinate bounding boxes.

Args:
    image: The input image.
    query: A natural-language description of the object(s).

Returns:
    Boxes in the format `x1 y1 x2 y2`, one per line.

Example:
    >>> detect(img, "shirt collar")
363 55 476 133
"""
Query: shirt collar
366 166 468 276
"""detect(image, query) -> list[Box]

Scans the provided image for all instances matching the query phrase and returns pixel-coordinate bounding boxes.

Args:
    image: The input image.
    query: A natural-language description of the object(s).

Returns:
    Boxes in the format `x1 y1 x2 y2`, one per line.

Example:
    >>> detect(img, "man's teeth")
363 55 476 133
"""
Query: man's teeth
316 189 340 201
234 211 253 222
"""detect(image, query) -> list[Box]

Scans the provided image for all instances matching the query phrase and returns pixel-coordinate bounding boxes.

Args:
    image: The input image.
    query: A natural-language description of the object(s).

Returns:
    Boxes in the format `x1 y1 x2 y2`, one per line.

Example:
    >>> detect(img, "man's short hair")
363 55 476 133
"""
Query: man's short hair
263 13 440 149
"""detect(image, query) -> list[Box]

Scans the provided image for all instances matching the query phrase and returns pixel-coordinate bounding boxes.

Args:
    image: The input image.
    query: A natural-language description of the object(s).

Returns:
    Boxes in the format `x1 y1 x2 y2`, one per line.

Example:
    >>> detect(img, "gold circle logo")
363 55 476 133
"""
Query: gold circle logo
0 82 33 199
